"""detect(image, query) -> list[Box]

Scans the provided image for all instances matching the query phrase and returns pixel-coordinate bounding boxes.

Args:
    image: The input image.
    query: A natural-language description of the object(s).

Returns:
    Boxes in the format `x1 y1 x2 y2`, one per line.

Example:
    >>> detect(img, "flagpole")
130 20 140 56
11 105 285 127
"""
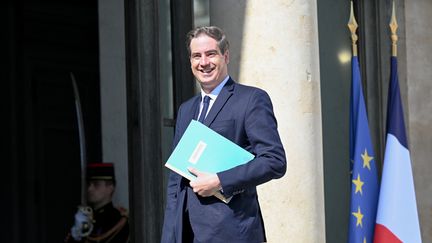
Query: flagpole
348 1 358 57
347 3 380 242
374 2 423 242
390 1 398 57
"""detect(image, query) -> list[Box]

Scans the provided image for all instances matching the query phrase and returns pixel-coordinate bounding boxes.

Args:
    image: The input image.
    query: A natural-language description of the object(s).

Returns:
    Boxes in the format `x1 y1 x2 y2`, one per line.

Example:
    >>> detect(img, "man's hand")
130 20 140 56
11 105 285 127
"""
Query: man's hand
71 206 94 241
188 167 222 197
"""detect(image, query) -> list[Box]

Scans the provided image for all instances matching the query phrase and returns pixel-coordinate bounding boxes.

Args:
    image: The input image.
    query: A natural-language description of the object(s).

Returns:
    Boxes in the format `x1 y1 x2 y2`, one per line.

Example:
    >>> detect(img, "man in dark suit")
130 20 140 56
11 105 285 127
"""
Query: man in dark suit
161 26 286 243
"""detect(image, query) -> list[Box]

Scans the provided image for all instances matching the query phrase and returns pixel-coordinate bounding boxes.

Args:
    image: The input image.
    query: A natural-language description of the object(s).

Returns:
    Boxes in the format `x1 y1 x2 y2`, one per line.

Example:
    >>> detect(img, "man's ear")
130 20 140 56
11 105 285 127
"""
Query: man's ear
224 50 230 64
107 182 115 195
105 181 115 189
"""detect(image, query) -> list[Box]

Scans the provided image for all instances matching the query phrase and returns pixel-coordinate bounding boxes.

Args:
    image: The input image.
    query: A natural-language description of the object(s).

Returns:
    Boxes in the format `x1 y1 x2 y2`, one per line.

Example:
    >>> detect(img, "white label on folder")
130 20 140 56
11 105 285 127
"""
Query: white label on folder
188 141 207 164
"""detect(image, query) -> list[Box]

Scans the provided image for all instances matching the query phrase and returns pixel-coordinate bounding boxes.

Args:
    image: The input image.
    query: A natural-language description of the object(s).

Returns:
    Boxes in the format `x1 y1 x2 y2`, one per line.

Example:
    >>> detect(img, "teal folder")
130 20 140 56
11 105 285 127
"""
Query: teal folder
165 120 255 203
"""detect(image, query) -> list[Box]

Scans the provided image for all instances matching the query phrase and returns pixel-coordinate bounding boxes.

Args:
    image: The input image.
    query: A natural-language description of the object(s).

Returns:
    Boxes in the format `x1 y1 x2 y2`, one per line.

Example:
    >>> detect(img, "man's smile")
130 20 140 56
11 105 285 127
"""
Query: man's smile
199 67 215 74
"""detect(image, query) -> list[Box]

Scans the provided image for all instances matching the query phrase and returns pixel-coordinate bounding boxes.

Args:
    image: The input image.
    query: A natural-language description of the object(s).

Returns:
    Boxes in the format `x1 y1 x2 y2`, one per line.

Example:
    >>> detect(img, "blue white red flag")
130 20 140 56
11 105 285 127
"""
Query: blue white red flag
374 56 422 243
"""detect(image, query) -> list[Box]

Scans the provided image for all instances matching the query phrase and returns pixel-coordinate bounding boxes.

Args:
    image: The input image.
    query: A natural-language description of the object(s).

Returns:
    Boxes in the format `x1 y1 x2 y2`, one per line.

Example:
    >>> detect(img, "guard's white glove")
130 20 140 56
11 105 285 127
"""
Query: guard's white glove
71 206 94 241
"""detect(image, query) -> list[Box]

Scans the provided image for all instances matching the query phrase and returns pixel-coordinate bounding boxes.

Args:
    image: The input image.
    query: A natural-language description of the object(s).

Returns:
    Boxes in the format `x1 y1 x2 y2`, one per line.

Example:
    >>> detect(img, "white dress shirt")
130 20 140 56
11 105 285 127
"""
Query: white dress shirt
197 75 230 120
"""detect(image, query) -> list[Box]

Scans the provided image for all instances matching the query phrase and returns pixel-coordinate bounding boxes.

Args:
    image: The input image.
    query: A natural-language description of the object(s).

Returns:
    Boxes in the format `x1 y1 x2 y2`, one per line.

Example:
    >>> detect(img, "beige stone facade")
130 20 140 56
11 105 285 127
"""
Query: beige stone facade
210 1 325 242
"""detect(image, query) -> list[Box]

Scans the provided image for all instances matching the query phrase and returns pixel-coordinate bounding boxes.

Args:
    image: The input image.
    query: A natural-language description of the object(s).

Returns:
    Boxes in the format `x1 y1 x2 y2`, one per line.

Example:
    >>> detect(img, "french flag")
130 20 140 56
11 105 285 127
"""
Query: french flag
374 57 422 243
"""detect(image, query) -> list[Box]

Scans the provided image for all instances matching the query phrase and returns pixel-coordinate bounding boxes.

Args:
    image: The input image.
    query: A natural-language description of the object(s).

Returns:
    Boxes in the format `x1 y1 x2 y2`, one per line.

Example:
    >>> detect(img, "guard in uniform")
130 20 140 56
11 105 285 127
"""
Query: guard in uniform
65 163 129 243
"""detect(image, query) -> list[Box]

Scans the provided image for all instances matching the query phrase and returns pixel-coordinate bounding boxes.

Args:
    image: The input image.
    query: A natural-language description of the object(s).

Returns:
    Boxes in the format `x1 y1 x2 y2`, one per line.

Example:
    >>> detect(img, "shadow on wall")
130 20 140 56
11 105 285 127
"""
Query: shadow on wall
209 0 246 82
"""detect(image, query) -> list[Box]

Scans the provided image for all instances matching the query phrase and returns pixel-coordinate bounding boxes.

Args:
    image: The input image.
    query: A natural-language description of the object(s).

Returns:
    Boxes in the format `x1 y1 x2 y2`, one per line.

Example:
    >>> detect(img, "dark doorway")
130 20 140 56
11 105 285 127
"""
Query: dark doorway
3 1 101 242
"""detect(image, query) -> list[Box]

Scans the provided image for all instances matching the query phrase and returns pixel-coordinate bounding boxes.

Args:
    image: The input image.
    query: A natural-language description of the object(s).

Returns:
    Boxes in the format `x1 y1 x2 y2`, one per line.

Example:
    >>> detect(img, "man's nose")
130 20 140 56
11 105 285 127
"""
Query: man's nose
199 56 209 66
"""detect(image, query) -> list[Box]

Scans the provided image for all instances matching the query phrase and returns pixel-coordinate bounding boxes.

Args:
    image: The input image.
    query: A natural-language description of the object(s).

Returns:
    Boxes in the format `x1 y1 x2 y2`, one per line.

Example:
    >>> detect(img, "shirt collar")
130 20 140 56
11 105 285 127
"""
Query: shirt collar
200 75 230 100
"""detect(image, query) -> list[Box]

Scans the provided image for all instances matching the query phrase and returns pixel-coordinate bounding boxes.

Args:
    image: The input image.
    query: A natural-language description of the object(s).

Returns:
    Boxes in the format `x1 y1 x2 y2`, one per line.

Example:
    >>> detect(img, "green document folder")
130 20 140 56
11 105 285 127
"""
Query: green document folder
165 120 255 203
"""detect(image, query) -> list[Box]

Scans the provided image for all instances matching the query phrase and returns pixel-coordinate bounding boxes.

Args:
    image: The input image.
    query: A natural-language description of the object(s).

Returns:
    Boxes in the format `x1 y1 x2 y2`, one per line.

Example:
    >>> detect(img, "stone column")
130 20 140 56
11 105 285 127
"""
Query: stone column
210 1 325 242
98 0 129 208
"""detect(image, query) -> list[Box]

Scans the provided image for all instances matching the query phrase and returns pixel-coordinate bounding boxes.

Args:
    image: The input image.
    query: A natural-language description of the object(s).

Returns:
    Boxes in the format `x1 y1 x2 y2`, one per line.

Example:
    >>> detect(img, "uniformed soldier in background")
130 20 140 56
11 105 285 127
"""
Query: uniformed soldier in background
65 163 129 243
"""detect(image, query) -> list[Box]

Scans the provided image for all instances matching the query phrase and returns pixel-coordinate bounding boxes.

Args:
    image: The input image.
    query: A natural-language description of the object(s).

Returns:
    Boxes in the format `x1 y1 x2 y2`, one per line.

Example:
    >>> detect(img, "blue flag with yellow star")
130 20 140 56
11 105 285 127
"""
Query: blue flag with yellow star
348 56 379 243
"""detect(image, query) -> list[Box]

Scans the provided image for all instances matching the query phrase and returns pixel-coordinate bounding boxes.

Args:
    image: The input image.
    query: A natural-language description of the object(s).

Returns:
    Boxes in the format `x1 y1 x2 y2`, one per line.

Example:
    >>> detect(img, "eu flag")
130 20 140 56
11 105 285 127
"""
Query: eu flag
348 56 379 243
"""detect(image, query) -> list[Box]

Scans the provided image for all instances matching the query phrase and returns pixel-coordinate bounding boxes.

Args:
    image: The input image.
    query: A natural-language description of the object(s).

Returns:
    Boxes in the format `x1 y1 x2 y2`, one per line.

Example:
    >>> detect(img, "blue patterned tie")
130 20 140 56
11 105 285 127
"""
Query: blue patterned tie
198 96 211 123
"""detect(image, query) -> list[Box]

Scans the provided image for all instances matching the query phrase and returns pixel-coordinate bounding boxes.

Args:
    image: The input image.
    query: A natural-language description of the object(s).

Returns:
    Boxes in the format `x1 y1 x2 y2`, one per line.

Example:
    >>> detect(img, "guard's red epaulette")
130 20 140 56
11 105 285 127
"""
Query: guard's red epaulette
87 215 128 242
116 206 129 217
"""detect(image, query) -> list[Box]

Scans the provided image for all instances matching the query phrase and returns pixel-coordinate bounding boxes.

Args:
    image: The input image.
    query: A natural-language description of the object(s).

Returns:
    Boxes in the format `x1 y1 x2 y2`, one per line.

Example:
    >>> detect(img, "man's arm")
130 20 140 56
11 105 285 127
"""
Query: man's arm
217 88 287 197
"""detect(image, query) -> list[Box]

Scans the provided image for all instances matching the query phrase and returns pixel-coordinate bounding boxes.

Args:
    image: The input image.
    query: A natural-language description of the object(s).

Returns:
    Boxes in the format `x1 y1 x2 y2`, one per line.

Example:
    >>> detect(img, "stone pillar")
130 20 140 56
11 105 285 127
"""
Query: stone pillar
210 1 325 242
405 0 432 241
98 0 129 208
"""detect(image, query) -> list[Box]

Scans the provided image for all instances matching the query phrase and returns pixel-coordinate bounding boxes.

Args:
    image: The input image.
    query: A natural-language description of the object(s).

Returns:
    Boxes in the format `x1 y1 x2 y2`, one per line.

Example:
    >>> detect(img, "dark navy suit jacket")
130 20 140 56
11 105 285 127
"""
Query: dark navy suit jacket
161 78 286 243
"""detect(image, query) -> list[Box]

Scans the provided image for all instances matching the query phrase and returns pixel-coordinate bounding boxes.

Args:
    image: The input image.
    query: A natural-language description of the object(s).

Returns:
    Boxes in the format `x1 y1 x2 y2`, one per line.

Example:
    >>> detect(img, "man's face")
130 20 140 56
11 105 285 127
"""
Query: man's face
189 34 229 93
87 180 113 207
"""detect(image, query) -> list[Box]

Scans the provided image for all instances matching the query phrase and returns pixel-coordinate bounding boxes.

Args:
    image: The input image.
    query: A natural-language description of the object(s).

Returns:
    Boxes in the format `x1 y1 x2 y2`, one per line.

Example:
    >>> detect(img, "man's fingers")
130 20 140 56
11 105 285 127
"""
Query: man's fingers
188 171 221 198
188 167 202 177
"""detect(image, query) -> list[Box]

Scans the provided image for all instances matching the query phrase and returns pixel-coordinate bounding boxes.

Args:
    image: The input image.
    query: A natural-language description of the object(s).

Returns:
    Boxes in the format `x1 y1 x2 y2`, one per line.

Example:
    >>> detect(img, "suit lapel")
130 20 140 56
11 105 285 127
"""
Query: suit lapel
187 95 201 123
204 78 235 126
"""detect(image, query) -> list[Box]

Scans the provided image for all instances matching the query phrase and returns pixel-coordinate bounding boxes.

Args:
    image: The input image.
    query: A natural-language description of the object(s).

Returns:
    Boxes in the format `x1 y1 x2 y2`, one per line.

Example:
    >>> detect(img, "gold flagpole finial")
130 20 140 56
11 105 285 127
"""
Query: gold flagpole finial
390 1 398 57
348 1 359 56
